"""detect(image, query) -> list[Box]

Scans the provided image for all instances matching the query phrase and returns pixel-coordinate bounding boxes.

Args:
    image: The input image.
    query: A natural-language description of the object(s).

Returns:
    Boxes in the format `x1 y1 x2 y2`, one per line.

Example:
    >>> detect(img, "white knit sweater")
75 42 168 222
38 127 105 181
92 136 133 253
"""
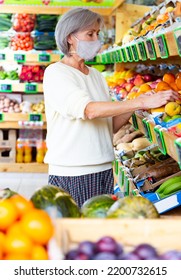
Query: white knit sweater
43 62 114 176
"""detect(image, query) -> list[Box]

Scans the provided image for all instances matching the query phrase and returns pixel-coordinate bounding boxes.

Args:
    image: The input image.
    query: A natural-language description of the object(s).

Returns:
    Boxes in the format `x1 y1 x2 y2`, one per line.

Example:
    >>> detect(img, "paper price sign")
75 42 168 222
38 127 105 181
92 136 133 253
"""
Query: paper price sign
125 46 133 62
0 53 5 61
25 83 37 93
174 27 181 56
116 49 122 62
124 176 129 196
146 39 156 60
142 118 152 142
38 54 50 62
138 41 147 61
119 167 124 187
120 48 127 62
132 113 138 130
14 53 26 63
114 159 119 176
156 34 169 58
29 113 42 122
131 44 139 62
154 127 167 155
0 84 12 92
174 139 181 168
0 113 4 122
111 51 117 63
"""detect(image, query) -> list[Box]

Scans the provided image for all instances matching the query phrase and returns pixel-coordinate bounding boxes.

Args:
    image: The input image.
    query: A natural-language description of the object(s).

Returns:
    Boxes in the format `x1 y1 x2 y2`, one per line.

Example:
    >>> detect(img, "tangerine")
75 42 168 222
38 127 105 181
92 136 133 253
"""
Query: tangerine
21 209 54 245
10 195 34 219
175 74 181 90
0 231 5 259
155 81 171 92
31 245 49 260
0 199 18 231
163 73 175 84
138 83 152 93
4 232 33 255
4 252 31 260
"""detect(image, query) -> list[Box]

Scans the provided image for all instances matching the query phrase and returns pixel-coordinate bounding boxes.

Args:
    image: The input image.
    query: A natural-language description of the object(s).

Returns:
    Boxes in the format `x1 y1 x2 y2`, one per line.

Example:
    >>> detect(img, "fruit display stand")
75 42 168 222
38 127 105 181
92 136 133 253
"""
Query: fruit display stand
54 217 181 255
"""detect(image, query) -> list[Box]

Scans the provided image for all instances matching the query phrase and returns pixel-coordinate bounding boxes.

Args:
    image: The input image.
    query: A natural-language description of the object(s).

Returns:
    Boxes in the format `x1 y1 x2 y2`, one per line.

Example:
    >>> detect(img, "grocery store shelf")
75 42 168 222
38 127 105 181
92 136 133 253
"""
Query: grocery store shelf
0 82 43 93
0 162 48 173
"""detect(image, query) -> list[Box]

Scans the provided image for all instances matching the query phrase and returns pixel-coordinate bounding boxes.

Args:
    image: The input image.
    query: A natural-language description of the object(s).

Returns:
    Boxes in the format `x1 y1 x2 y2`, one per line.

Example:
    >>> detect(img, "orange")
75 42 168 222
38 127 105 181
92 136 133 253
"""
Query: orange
170 82 179 92
4 232 33 255
10 195 34 219
163 73 175 84
175 73 181 90
155 81 171 92
6 221 23 235
31 245 49 260
21 209 54 245
4 252 31 260
138 83 152 93
0 231 5 259
0 200 18 231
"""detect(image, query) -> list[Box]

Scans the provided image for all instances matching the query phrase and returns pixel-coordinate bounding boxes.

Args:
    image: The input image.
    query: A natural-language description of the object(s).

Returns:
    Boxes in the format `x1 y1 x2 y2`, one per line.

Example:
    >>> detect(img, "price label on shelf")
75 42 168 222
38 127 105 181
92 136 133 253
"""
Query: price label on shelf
38 53 50 62
137 41 147 61
0 84 12 92
142 118 152 142
14 53 26 63
154 126 167 155
132 113 138 130
0 113 4 122
120 48 127 62
174 138 181 168
116 49 122 62
156 34 169 58
111 51 117 63
25 83 37 93
102 54 107 64
119 167 124 187
174 27 181 56
124 176 129 196
125 46 133 62
131 44 139 62
29 113 42 122
146 39 156 60
0 53 5 61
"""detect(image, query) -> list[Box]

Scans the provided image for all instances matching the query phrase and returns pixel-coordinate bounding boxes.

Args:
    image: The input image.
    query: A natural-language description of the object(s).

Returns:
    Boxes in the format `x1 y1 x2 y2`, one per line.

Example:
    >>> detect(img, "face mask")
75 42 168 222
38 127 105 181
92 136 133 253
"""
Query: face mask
74 35 101 60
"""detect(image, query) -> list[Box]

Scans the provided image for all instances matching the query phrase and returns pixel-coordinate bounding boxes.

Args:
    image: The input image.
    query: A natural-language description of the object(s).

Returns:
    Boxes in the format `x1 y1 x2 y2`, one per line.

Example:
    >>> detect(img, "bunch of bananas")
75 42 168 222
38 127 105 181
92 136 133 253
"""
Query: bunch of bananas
156 176 181 199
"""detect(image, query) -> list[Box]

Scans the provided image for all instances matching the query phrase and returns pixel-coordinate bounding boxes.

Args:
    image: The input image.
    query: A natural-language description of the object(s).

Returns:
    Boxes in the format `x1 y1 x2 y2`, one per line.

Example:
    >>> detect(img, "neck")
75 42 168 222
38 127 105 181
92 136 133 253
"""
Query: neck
61 55 89 75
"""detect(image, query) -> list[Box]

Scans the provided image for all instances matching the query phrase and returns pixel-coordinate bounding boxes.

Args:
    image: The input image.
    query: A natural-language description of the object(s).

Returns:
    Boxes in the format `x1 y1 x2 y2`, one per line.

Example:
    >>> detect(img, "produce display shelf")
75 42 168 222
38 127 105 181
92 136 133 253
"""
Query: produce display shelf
0 82 43 93
0 113 46 129
0 162 48 173
55 217 181 254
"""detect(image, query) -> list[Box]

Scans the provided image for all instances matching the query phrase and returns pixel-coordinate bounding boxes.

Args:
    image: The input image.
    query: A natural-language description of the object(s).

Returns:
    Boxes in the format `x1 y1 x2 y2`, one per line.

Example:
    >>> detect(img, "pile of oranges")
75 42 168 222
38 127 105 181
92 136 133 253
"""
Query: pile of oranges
0 195 54 260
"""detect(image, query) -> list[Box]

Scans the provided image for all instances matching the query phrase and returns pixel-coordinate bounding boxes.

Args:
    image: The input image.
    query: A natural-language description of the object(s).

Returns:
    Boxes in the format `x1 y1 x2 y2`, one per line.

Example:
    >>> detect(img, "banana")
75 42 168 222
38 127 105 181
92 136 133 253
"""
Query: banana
158 182 181 199
156 176 181 194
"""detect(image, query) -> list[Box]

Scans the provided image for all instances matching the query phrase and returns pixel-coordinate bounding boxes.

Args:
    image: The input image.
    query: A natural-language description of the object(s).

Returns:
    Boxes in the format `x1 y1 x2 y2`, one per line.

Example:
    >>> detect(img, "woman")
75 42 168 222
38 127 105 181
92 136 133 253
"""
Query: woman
43 8 179 207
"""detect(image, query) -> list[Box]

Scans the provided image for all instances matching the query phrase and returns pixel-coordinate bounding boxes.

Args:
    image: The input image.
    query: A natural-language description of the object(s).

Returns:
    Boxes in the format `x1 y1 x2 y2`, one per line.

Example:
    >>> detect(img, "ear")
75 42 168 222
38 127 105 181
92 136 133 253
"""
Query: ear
67 34 74 45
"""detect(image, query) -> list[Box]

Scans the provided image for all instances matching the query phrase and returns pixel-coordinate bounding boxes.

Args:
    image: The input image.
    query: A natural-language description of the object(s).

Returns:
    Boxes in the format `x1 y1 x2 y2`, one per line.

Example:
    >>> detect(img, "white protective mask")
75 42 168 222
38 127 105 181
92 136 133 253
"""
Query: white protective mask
74 35 101 60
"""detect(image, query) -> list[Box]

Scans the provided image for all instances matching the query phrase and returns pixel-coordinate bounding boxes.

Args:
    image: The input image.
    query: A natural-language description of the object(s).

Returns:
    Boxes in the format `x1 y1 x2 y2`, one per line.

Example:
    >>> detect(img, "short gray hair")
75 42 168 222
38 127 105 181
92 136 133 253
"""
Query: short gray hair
55 8 104 55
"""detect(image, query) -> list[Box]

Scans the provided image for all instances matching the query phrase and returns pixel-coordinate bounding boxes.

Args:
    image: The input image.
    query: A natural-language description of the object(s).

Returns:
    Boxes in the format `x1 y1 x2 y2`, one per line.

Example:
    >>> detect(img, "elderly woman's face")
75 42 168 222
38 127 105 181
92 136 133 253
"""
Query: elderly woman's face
69 21 100 47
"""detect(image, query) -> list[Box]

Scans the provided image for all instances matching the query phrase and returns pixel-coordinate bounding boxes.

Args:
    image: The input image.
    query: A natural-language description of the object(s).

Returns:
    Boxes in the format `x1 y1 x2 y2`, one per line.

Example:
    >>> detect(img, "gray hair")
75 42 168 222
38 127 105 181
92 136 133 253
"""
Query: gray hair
55 8 104 55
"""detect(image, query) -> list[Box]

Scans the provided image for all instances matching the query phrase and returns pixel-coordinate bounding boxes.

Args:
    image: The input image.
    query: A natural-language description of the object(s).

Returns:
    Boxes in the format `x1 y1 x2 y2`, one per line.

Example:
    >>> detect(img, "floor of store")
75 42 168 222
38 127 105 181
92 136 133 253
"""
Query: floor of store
0 173 48 199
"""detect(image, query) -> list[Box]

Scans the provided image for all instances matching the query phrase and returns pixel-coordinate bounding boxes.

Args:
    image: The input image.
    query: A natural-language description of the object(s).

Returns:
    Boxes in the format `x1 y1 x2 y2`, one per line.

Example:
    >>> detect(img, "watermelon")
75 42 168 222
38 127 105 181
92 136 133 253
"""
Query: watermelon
107 196 159 219
0 188 17 200
81 194 118 218
30 185 81 218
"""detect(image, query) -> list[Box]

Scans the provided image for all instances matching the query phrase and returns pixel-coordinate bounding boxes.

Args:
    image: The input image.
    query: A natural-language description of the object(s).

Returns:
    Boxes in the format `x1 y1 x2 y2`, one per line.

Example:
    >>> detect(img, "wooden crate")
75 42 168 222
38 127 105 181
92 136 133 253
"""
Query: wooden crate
55 215 181 254
0 129 16 162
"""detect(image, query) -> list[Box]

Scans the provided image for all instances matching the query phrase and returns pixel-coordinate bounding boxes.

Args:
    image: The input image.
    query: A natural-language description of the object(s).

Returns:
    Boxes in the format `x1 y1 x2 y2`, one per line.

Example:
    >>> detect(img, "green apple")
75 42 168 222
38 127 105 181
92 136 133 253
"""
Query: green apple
171 114 181 120
163 115 172 122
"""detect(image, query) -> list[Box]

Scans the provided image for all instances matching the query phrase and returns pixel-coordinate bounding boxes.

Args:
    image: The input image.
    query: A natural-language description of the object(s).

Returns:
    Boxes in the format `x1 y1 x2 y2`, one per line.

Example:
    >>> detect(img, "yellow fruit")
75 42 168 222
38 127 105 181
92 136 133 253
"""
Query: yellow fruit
165 102 181 117
151 106 165 114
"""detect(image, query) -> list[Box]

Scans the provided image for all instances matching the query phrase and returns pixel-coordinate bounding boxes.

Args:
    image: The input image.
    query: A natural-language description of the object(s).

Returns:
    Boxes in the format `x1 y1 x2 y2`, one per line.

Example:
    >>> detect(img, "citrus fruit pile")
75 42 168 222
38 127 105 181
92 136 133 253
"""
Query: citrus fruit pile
0 195 54 260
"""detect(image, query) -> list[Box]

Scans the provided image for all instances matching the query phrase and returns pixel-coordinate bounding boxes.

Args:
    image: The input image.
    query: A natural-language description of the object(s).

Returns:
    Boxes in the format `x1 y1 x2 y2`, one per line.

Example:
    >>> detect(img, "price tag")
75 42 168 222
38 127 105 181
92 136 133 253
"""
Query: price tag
146 39 156 60
0 53 5 61
131 44 139 62
142 118 152 142
0 113 4 122
25 83 37 93
125 46 133 62
132 113 138 130
138 41 147 61
114 159 119 176
111 51 117 63
96 54 101 63
102 54 107 64
38 53 50 62
116 49 122 62
174 138 181 168
156 34 169 58
174 27 181 56
120 48 127 62
0 84 12 92
119 167 124 187
29 113 42 122
106 52 111 63
154 126 167 155
14 53 26 63
124 176 129 196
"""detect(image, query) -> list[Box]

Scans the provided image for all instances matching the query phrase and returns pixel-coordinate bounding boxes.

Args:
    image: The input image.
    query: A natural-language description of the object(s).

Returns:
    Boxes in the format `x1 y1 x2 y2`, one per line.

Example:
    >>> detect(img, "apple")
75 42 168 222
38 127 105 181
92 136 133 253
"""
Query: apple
143 74 153 82
124 82 134 92
133 74 144 86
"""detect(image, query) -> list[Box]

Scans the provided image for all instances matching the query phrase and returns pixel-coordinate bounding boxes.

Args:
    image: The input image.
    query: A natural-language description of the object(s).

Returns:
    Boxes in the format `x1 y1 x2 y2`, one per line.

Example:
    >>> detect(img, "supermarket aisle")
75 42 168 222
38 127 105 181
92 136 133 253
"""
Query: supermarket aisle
0 173 48 199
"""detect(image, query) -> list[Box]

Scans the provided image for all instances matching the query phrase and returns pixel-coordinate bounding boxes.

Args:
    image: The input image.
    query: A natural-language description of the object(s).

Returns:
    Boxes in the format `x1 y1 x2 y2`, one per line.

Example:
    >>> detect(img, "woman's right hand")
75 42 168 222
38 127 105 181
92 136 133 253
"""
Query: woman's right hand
137 90 181 110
